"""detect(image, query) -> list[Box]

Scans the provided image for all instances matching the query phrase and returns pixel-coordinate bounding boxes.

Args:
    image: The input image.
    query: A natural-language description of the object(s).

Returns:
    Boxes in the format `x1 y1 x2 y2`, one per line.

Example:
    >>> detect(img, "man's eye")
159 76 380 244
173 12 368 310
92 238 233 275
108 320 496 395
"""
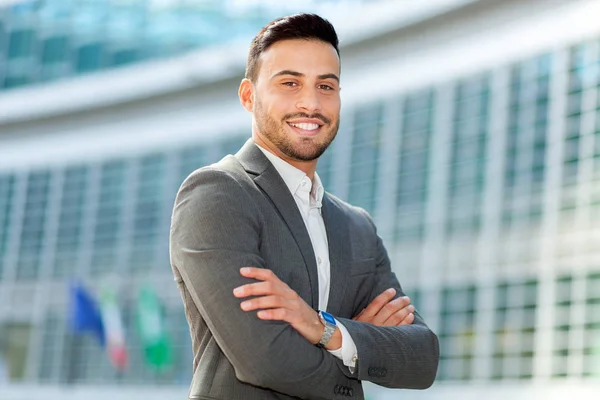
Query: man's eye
283 82 297 87
319 84 334 91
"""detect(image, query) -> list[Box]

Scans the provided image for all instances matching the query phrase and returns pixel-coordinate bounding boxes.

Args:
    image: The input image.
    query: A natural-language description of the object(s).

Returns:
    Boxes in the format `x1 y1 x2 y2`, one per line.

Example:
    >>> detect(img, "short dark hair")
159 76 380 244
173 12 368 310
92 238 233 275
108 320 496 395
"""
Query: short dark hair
245 13 340 82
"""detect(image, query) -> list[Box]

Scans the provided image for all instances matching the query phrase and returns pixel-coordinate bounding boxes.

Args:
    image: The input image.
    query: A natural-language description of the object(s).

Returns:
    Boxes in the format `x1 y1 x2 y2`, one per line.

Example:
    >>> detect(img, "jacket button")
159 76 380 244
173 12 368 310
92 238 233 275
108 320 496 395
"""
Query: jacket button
334 385 340 394
349 388 354 397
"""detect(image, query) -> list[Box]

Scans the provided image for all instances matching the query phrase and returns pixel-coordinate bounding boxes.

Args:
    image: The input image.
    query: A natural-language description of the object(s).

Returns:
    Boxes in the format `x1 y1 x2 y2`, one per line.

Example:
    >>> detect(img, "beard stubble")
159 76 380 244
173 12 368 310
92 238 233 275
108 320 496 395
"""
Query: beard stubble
254 97 339 162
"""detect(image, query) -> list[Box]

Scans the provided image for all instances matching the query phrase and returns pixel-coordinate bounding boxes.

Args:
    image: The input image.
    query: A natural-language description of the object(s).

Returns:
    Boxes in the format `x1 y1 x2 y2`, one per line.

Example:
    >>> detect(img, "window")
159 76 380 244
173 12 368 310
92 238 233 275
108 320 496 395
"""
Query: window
316 141 335 192
41 35 69 64
553 275 573 377
446 74 490 236
348 102 384 214
0 322 32 382
91 160 127 276
503 55 551 229
561 44 592 209
40 35 70 81
38 313 63 382
130 153 166 272
395 90 434 242
7 28 35 59
437 285 477 381
178 144 208 186
54 166 88 277
0 174 15 280
584 271 600 378
76 42 105 73
17 170 51 280
492 279 537 380
4 26 36 88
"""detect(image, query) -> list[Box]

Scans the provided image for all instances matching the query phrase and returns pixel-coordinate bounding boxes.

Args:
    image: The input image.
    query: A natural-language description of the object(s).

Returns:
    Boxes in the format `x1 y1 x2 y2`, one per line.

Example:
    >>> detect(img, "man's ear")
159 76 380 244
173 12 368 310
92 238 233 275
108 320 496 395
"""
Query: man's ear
238 79 254 112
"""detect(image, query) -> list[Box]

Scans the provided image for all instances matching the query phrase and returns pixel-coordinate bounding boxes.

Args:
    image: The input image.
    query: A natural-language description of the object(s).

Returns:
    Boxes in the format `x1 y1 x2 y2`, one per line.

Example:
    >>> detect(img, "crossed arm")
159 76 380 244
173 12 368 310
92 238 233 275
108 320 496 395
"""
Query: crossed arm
234 267 416 352
170 168 439 397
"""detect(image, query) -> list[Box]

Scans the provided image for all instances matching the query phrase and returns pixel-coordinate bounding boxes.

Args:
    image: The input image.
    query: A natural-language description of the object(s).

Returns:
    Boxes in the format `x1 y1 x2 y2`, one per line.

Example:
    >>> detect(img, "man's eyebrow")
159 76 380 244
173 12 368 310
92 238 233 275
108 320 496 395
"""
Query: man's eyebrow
271 70 340 82
271 70 304 79
317 73 340 82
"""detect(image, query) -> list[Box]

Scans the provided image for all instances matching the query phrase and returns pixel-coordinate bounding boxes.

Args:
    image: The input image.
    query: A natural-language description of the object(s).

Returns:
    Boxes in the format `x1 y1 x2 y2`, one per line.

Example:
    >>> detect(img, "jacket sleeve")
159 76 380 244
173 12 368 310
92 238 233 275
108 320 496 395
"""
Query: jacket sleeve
335 209 440 389
169 167 360 399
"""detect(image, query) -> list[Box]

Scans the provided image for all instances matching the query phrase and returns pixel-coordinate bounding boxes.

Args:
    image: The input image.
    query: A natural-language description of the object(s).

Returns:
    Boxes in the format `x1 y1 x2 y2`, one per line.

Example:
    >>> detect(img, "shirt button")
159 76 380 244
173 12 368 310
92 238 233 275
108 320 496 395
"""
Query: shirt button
318 256 322 265
301 179 307 186
352 355 358 363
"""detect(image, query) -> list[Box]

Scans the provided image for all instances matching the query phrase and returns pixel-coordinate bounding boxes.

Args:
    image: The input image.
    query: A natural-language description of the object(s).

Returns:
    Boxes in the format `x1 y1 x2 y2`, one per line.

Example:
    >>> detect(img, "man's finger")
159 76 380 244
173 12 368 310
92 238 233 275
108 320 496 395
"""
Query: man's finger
383 304 415 326
360 288 397 319
240 295 289 311
397 312 415 326
257 308 292 322
371 296 411 325
233 281 279 298
352 308 366 321
239 267 277 281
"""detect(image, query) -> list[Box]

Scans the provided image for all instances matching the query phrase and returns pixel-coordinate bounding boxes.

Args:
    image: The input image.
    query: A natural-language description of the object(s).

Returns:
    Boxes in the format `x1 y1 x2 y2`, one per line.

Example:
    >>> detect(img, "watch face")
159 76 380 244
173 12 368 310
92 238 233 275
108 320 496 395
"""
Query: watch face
321 311 336 325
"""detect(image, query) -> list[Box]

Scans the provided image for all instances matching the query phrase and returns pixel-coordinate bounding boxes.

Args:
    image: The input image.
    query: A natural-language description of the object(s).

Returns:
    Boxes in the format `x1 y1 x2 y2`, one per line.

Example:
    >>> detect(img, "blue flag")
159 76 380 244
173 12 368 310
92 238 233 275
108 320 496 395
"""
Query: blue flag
69 281 105 347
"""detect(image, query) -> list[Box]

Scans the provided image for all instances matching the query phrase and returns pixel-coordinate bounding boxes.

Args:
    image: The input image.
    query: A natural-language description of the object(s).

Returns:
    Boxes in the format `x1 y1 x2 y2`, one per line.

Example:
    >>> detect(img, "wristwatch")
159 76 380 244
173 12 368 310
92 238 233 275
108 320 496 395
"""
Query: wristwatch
317 310 336 347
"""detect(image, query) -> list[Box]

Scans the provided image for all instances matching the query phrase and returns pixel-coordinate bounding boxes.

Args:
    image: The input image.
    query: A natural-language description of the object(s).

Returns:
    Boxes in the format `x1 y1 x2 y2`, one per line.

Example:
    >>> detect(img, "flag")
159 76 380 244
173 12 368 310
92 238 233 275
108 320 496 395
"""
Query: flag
99 287 129 371
137 284 172 370
68 281 105 346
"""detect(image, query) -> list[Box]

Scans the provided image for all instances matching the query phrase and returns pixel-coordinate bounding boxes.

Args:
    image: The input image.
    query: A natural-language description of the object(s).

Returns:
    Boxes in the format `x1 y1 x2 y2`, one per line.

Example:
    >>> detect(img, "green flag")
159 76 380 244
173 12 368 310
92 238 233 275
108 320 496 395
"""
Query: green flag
137 284 172 370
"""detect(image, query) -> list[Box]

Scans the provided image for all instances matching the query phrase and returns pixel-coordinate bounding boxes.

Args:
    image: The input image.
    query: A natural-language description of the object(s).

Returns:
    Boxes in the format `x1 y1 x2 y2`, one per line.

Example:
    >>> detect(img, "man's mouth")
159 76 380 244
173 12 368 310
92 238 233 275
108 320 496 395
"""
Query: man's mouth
288 122 320 131
286 120 325 136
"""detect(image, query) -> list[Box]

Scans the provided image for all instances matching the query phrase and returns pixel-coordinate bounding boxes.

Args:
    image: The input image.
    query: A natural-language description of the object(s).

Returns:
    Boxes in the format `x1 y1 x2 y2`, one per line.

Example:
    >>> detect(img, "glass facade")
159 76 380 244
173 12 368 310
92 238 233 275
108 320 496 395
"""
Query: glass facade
437 285 476 381
492 279 537 380
395 90 433 242
0 0 376 91
1 34 600 389
348 101 384 214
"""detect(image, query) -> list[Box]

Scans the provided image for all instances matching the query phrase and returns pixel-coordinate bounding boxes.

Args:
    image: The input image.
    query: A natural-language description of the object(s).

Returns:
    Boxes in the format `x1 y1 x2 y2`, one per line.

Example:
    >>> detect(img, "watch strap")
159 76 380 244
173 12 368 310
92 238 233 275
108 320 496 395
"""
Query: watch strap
317 311 336 347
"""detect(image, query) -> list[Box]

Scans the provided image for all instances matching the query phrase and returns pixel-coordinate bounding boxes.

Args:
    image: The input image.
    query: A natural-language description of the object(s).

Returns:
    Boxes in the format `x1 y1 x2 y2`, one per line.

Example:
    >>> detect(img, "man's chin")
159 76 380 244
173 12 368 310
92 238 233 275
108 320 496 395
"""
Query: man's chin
284 146 327 162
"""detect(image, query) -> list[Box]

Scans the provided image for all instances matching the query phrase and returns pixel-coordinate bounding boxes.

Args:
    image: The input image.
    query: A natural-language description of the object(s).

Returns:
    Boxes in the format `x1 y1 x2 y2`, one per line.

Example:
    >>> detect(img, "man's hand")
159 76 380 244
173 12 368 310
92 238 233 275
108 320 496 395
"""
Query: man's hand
353 288 415 326
233 267 332 347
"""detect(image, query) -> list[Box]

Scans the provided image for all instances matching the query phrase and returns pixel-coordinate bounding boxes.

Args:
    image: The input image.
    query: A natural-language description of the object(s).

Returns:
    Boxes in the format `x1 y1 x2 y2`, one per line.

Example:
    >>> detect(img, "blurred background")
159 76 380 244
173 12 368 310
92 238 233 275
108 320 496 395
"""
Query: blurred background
0 0 599 399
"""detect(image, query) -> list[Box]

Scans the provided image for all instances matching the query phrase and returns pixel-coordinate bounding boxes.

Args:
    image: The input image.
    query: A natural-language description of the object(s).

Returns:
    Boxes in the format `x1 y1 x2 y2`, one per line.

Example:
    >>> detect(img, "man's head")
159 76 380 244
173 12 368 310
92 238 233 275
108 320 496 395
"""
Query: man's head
239 14 341 168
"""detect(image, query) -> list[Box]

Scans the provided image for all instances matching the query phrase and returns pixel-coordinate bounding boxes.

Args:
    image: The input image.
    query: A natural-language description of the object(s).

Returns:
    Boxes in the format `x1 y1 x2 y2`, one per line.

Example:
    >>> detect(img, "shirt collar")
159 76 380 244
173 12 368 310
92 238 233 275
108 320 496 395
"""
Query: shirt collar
255 143 324 206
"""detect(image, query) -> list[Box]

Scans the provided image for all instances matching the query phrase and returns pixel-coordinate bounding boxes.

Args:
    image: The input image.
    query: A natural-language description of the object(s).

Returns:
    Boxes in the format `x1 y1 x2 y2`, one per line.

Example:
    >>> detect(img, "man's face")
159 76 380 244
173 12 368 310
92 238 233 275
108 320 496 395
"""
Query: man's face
249 39 341 162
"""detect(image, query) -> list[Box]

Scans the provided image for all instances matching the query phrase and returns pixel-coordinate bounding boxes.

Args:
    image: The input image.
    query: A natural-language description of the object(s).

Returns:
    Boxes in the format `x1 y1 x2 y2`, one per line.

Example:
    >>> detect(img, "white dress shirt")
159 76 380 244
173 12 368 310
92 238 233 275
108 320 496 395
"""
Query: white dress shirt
256 144 358 370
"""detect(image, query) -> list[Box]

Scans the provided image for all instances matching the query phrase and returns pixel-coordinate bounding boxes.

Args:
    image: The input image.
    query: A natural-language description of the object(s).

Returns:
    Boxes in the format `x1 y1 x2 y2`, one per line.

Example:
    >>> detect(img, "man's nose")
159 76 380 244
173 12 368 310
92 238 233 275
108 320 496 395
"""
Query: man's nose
295 87 322 113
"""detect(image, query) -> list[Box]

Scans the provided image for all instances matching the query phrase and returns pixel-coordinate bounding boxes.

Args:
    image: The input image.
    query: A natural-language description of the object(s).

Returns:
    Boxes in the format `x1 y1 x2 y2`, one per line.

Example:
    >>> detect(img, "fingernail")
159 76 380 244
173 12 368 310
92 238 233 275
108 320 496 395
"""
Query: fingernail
257 310 267 318
240 267 250 274
388 288 396 294
233 287 243 296
240 301 250 310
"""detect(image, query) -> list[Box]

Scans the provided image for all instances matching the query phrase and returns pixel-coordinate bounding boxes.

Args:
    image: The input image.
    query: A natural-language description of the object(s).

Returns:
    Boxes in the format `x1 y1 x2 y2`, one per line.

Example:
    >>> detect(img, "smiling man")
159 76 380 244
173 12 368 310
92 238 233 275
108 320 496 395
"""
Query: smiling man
170 13 439 400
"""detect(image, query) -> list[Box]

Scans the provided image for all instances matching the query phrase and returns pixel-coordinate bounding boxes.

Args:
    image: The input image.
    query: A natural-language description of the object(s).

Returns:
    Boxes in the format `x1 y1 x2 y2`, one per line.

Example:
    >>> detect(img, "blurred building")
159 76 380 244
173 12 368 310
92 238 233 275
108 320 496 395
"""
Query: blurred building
1 0 600 399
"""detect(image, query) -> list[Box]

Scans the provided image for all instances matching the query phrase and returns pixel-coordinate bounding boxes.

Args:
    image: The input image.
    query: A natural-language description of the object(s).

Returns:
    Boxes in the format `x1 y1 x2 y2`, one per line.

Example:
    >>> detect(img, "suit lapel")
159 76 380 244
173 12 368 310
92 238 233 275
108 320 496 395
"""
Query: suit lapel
321 194 350 316
236 140 320 309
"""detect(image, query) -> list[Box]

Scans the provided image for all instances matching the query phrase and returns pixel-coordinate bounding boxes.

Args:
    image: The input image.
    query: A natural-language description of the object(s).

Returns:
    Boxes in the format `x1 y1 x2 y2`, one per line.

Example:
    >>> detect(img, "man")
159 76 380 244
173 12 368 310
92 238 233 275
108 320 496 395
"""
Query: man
170 13 439 400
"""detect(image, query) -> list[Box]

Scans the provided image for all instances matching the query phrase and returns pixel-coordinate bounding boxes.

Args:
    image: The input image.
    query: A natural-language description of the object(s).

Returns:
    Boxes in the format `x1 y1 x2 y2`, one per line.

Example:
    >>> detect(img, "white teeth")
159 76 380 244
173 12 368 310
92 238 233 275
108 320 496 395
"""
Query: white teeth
290 122 319 131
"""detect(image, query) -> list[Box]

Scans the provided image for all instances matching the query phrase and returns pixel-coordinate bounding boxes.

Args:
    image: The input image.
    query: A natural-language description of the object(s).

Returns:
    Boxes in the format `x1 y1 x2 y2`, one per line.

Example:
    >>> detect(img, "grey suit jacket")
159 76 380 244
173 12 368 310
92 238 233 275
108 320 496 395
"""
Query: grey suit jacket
170 139 439 400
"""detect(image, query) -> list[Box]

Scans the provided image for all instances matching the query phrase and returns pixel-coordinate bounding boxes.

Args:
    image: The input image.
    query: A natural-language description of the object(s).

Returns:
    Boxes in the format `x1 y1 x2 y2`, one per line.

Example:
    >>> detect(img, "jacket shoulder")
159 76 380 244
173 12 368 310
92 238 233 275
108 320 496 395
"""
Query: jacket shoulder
325 192 371 217
178 155 248 193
